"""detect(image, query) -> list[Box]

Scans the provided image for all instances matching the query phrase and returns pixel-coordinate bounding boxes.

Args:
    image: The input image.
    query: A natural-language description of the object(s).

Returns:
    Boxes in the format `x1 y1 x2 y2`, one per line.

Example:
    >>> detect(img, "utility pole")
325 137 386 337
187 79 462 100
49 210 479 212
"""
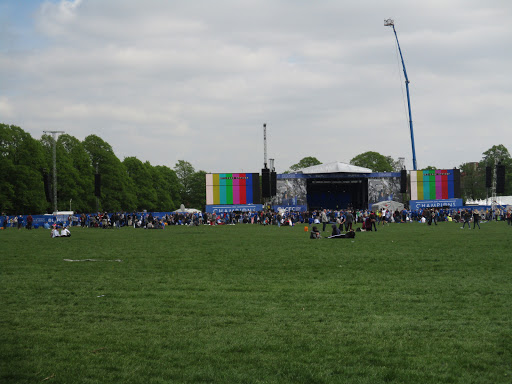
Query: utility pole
43 130 65 213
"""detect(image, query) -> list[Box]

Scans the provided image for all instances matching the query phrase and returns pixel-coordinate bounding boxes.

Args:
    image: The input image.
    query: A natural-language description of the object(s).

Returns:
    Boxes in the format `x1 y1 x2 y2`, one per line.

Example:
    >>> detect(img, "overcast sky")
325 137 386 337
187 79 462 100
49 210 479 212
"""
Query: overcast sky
1 0 511 173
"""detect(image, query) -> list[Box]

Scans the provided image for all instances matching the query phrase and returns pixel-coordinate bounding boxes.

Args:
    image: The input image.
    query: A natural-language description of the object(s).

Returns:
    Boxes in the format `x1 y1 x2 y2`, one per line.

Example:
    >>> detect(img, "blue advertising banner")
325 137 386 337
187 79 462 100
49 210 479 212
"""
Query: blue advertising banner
272 205 308 212
205 204 263 213
409 198 463 210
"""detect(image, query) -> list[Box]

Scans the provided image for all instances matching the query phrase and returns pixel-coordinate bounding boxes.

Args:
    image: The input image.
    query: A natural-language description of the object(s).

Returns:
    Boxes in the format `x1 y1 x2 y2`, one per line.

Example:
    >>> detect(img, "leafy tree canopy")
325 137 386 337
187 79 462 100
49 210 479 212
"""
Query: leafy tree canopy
350 151 394 172
481 144 511 167
287 157 322 173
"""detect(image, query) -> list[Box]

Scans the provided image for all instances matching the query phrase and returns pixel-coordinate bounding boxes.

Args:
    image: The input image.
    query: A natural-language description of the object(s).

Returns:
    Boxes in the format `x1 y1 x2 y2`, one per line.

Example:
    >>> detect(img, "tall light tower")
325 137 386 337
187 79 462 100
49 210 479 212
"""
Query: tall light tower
385 19 418 170
263 123 268 169
43 130 65 213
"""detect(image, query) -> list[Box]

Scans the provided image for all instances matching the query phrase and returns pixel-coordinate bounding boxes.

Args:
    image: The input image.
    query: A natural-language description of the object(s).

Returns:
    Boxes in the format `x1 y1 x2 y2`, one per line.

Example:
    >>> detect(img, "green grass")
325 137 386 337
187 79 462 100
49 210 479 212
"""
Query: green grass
1 221 511 383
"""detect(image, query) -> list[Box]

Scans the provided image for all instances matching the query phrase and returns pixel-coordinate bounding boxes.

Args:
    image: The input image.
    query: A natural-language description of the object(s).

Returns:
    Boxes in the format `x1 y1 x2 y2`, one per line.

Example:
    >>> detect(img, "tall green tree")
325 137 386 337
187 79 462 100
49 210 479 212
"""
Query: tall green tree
188 170 206 210
350 151 394 172
174 160 195 206
151 165 180 211
83 135 136 212
0 124 47 214
123 157 158 211
60 134 96 212
459 162 486 201
40 133 95 213
481 144 512 195
287 156 322 173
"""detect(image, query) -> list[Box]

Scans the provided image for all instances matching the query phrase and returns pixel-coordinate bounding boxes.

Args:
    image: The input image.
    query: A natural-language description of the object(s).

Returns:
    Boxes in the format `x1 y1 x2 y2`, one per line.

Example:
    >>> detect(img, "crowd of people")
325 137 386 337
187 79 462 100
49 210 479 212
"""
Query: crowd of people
2 206 511 232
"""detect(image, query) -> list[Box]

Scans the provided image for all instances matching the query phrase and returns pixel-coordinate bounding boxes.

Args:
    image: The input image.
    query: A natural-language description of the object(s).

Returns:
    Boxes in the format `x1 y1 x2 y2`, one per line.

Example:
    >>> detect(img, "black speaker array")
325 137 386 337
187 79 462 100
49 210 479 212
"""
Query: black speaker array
400 169 407 193
261 168 270 198
270 171 277 197
496 164 505 194
485 166 492 188
95 174 101 197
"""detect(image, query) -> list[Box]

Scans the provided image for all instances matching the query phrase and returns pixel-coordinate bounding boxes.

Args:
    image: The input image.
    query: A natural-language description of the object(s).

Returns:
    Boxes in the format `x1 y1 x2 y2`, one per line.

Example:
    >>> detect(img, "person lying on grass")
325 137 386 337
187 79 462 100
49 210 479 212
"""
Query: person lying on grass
328 229 356 239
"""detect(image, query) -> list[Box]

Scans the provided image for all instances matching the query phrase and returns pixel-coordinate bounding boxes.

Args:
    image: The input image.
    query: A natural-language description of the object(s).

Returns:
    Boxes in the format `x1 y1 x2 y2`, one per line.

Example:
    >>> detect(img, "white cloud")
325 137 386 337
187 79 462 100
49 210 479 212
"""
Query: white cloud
0 96 14 118
1 0 511 173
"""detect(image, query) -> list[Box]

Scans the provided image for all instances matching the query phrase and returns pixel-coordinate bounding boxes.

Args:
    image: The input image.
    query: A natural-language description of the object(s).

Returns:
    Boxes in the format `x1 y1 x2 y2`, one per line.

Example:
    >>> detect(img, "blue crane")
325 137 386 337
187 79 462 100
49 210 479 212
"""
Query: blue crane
385 19 417 171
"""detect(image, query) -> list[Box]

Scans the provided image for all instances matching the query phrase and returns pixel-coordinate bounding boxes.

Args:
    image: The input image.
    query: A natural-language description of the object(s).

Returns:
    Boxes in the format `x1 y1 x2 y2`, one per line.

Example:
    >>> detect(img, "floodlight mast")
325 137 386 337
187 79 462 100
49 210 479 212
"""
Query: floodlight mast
43 130 65 213
385 18 417 171
263 123 268 169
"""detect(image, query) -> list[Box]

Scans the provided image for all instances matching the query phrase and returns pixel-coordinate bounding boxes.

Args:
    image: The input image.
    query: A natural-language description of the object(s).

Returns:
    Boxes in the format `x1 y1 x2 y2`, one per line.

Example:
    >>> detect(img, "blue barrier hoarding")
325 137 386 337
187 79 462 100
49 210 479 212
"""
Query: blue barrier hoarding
205 204 262 213
409 199 463 210
272 205 307 212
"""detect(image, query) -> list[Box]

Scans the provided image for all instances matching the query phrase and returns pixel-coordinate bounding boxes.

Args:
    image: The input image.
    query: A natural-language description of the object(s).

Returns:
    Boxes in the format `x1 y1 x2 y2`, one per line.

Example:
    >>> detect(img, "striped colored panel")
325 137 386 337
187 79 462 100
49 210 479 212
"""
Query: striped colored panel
410 171 418 200
436 173 443 199
416 171 424 200
448 170 455 198
422 170 431 200
232 173 240 205
220 174 227 204
246 174 254 203
226 173 233 205
205 172 261 205
239 174 247 204
441 170 448 199
213 174 220 204
206 174 214 204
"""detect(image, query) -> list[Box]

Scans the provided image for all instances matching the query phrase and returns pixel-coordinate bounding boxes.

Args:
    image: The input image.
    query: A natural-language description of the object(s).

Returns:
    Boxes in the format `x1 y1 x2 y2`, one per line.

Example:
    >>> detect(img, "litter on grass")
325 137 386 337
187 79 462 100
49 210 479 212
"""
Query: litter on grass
63 259 122 262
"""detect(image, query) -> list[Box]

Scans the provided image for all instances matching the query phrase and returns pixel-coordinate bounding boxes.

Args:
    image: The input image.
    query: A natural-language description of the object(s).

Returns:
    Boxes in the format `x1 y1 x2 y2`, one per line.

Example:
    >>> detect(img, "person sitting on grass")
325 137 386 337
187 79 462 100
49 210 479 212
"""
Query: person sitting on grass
51 226 60 238
60 225 71 237
310 226 321 239
331 224 341 237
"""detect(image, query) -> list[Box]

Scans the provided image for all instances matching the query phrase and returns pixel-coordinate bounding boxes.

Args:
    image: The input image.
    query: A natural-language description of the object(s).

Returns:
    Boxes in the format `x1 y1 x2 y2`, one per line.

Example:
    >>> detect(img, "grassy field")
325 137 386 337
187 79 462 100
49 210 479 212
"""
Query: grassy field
1 220 511 383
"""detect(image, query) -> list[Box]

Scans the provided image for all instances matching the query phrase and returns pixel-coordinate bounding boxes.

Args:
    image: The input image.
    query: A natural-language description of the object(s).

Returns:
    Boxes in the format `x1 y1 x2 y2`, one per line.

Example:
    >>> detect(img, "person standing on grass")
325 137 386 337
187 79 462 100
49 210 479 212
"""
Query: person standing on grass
370 211 377 231
462 209 471 229
26 215 33 230
507 209 512 226
472 210 481 229
345 210 354 231
17 215 23 229
321 209 328 232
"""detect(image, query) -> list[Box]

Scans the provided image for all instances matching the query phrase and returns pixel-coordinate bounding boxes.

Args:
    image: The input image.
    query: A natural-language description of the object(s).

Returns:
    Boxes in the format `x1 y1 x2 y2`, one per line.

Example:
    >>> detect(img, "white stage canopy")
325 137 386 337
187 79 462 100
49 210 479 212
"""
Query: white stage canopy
298 162 373 174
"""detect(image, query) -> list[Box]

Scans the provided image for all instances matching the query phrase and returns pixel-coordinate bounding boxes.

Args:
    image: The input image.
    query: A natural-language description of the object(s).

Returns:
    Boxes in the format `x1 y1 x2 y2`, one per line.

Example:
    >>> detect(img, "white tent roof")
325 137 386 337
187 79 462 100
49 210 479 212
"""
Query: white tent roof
466 196 512 206
175 204 201 213
299 161 372 174
371 200 404 212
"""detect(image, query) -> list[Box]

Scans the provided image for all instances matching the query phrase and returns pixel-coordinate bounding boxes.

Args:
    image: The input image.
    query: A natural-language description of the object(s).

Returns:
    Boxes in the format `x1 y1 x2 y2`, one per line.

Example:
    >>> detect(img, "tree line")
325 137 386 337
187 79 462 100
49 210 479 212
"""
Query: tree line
2 122 510 215
1 123 206 214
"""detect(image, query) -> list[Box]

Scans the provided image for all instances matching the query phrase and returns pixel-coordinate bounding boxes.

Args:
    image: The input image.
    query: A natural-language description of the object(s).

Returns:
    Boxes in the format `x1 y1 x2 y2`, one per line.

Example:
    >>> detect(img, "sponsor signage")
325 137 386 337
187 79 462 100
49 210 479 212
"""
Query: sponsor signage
205 204 263 213
272 205 308 212
409 199 463 210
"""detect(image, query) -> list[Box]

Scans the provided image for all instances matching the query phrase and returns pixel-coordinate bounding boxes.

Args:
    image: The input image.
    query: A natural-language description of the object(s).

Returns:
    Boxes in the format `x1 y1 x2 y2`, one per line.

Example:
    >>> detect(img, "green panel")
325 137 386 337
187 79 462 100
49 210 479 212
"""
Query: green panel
220 174 227 204
226 173 233 205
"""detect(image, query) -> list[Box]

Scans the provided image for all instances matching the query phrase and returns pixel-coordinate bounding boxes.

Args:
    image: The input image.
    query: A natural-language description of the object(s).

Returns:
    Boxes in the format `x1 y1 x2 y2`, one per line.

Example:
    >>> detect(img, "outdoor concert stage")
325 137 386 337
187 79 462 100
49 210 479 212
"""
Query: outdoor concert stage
273 162 402 211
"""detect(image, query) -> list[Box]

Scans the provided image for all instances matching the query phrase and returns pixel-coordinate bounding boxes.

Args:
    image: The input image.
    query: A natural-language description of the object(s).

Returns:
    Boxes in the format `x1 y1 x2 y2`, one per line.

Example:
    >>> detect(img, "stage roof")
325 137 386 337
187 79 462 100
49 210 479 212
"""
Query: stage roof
298 162 373 174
